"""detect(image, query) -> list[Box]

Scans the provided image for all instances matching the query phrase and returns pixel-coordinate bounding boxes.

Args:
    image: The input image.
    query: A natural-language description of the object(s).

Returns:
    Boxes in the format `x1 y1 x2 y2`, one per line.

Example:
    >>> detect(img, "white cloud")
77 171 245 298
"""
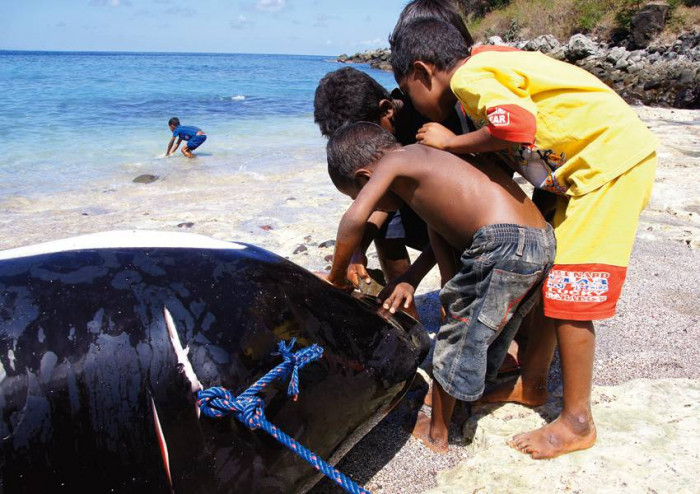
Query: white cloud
256 0 285 12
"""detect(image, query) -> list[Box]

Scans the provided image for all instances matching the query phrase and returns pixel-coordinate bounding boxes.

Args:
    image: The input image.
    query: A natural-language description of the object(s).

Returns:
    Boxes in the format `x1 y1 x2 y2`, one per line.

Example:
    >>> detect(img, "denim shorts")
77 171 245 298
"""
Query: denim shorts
433 223 556 401
186 134 206 150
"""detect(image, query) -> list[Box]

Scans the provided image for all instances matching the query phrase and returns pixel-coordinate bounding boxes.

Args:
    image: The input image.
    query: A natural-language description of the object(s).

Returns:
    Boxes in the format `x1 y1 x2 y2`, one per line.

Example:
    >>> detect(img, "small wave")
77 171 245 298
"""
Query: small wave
229 95 245 101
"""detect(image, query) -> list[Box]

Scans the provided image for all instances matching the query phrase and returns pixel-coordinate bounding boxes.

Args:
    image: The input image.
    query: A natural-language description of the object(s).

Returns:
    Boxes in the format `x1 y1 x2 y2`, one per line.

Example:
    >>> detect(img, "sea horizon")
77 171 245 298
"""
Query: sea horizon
0 48 349 58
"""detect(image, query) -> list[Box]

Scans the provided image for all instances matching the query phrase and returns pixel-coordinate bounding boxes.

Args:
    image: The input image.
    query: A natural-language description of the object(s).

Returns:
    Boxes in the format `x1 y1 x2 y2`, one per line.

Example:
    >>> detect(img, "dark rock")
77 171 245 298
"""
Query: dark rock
293 244 307 254
324 254 333 262
177 222 194 228
630 2 669 49
133 174 158 184
260 225 273 231
318 240 336 248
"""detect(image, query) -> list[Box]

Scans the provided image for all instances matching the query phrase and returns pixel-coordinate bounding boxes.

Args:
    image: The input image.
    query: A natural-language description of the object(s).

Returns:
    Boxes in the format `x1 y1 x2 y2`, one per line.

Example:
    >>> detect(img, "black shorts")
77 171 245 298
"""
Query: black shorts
378 206 429 251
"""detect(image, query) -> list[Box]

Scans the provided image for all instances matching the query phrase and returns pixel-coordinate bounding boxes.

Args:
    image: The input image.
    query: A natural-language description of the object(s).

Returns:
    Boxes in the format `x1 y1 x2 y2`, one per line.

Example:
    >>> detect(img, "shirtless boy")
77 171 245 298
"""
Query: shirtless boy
324 122 555 452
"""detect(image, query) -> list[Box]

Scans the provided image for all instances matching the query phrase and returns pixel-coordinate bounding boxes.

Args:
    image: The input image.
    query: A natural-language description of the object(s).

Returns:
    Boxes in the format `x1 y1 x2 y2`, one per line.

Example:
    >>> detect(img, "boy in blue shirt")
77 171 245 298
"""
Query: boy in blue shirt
166 117 207 158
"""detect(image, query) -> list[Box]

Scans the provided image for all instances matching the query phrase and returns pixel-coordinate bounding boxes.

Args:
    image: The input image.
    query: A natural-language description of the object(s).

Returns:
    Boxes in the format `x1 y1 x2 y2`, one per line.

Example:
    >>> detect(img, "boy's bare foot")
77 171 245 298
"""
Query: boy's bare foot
476 376 548 407
508 413 596 459
411 412 448 453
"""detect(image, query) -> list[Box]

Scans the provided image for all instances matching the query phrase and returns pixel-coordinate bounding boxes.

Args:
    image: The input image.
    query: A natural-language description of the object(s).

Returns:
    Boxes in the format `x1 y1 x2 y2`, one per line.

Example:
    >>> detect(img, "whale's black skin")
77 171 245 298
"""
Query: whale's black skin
0 239 429 493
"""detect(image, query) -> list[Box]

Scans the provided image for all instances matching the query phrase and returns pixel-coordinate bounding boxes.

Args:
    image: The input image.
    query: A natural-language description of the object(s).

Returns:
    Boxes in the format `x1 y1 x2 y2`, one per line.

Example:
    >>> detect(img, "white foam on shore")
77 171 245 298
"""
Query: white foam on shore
0 230 245 260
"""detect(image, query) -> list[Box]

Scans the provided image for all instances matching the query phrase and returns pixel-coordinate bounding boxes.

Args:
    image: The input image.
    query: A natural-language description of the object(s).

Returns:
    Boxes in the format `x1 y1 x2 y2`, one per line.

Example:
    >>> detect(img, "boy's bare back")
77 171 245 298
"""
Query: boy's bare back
369 144 545 251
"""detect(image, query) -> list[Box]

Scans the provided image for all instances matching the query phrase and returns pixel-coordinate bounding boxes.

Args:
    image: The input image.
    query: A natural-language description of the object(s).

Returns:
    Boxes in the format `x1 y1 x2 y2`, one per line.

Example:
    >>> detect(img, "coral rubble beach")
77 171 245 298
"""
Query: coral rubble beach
1 106 699 493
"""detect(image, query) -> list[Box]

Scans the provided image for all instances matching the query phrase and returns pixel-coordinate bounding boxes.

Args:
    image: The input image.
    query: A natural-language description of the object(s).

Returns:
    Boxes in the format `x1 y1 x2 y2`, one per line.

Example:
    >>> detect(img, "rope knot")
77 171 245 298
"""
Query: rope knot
238 395 266 430
276 338 324 399
197 387 238 419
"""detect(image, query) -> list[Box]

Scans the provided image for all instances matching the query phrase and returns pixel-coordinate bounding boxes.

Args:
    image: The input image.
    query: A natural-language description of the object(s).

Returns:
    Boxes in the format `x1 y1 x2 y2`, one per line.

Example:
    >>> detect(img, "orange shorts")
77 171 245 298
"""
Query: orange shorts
543 152 657 321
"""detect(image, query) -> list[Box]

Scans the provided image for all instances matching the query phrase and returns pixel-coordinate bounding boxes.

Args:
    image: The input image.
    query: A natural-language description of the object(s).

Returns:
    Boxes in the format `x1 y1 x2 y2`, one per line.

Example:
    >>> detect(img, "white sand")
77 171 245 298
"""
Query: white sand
2 107 699 493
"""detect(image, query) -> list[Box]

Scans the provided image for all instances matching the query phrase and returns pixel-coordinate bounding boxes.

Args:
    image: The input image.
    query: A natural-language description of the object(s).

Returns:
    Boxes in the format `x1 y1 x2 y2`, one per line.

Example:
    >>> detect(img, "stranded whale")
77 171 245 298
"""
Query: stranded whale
0 231 429 493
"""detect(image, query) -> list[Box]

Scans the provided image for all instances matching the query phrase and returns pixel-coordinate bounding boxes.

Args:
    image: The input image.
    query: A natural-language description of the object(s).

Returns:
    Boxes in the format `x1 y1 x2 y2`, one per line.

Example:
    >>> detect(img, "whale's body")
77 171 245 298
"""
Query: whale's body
0 231 429 493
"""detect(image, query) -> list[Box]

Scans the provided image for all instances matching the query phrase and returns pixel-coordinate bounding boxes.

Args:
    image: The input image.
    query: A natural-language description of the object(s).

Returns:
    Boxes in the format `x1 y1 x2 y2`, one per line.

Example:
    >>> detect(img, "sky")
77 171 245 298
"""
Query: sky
0 0 410 56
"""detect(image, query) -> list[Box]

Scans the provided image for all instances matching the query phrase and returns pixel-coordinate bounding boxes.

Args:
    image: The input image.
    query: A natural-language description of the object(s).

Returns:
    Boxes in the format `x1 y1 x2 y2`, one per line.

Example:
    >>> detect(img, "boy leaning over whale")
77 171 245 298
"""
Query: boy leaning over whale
389 16 658 458
322 122 555 453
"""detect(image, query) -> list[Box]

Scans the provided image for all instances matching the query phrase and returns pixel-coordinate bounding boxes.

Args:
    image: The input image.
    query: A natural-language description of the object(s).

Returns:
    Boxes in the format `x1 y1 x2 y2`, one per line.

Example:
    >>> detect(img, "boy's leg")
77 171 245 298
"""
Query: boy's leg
509 318 596 458
509 153 656 457
412 380 456 453
478 302 555 406
181 146 194 158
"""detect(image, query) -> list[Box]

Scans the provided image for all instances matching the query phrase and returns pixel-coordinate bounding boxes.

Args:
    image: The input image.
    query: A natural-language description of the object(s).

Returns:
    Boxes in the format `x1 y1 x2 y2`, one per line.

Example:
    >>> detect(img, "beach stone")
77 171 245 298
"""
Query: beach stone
293 244 307 254
523 34 560 53
486 36 506 46
567 34 599 61
133 174 158 184
606 45 628 65
259 225 273 231
318 239 336 248
177 222 194 229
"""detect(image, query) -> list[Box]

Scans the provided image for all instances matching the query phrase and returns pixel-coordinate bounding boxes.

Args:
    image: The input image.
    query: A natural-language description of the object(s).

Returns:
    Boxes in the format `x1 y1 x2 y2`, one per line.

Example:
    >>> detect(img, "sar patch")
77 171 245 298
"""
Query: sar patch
487 107 510 127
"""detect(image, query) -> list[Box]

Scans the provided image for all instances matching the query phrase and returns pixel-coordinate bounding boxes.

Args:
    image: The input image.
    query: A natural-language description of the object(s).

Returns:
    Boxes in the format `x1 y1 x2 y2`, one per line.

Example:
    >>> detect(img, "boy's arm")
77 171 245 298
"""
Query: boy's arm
346 210 389 286
417 124 513 154
327 165 399 289
378 244 437 314
165 136 176 156
169 137 182 155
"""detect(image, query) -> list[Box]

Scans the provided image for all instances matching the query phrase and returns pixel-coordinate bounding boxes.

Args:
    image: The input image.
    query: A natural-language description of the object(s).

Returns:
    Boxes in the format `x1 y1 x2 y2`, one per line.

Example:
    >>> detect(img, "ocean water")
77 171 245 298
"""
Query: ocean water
0 51 396 197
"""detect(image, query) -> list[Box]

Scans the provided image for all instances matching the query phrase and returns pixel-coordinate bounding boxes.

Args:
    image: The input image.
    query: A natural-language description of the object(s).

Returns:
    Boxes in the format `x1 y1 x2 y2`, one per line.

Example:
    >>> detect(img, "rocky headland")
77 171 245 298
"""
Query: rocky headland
336 14 699 109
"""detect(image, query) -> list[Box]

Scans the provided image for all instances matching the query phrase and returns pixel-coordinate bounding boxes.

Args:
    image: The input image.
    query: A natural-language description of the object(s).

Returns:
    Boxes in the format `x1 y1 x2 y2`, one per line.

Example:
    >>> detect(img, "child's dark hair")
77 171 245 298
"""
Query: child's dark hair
314 67 391 138
326 122 400 189
168 117 180 127
390 18 470 79
392 0 473 47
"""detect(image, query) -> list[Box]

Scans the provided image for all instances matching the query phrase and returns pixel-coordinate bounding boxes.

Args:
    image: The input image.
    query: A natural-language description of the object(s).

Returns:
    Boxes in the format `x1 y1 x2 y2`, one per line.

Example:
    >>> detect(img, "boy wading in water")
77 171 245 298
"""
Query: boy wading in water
389 17 658 458
323 122 555 453
166 117 207 158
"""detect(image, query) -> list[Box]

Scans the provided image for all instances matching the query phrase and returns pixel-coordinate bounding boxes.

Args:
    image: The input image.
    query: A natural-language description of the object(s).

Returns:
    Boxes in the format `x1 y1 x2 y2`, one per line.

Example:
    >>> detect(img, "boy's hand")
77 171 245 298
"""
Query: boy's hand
316 271 356 292
416 123 456 151
346 251 371 287
378 280 415 314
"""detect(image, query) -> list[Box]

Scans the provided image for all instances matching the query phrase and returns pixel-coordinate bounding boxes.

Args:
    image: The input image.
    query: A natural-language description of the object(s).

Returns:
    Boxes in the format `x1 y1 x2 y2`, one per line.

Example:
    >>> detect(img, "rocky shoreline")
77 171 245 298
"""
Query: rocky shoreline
335 31 699 109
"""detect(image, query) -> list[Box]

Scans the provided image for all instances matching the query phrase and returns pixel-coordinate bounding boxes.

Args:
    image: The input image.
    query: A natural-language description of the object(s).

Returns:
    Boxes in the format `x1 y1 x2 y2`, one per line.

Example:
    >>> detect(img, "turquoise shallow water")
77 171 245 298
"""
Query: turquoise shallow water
0 51 396 197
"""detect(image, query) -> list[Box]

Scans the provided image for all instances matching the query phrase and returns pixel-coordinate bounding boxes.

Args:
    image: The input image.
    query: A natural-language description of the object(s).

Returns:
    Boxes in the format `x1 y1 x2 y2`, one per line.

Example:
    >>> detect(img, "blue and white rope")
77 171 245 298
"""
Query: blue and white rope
197 338 370 494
